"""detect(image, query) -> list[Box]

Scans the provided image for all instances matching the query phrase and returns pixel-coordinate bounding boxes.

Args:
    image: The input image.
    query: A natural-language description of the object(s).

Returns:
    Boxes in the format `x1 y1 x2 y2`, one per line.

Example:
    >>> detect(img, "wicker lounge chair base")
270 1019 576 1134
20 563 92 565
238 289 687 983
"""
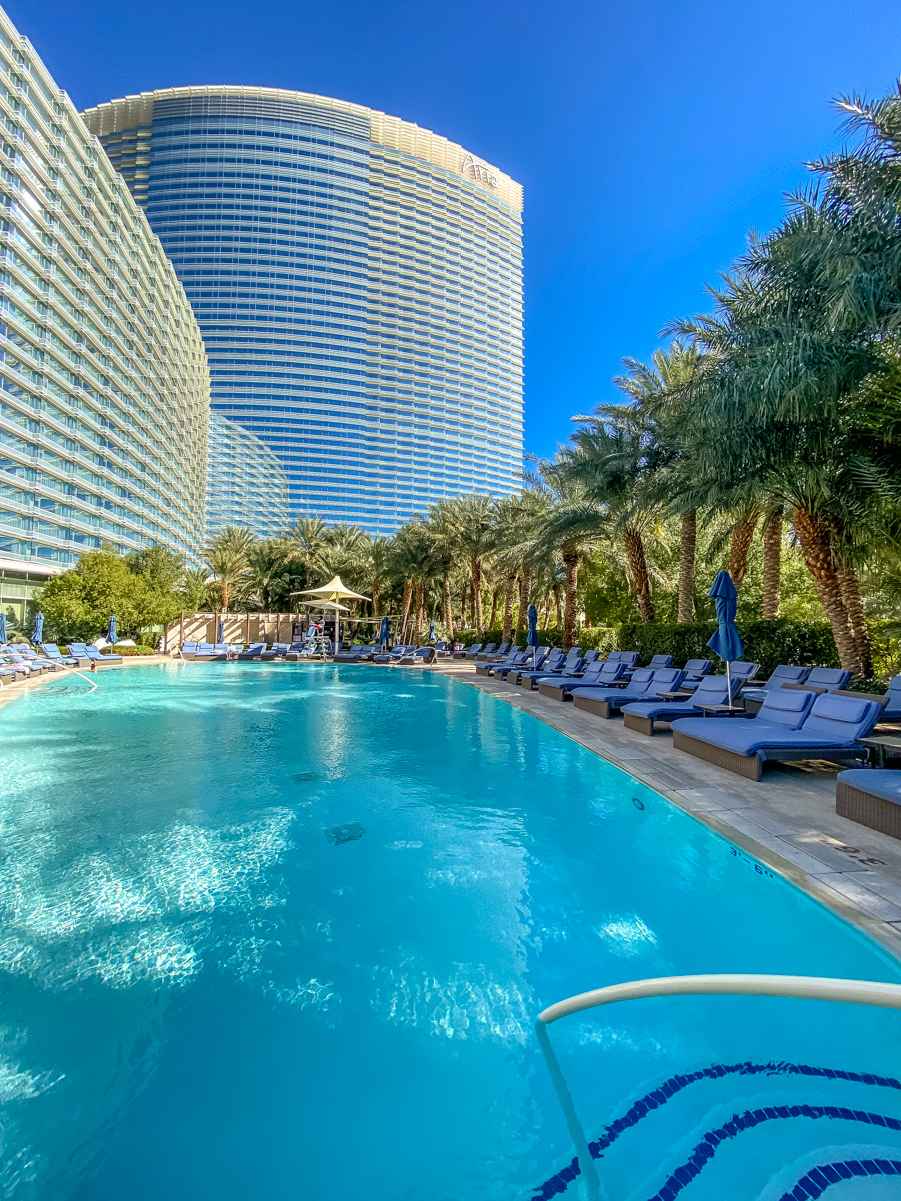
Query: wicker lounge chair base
623 712 655 736
573 695 616 719
538 683 570 701
836 780 901 840
672 730 764 780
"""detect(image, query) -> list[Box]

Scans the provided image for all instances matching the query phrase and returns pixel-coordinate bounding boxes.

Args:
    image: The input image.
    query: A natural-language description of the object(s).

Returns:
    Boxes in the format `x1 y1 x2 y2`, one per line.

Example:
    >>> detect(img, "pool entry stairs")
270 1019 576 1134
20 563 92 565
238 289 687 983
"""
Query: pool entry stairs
532 975 901 1201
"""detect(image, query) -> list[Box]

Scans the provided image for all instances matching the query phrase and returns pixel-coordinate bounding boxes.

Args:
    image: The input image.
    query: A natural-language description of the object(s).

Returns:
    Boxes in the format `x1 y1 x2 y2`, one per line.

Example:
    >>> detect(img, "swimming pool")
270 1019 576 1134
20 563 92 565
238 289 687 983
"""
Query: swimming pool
1 663 899 1200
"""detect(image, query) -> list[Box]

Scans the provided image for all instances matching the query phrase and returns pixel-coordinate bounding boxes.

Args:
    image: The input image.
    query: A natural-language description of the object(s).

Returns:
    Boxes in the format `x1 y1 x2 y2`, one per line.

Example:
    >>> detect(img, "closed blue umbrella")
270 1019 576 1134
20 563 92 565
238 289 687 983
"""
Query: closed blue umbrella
379 616 390 649
428 620 436 644
32 610 44 645
706 570 744 704
217 617 224 643
0 613 7 645
527 602 539 666
106 614 117 645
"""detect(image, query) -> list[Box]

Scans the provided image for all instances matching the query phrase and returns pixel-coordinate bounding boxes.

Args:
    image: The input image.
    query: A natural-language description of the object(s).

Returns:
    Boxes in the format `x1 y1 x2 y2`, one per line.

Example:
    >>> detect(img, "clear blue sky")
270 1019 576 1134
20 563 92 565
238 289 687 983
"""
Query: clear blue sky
9 0 899 459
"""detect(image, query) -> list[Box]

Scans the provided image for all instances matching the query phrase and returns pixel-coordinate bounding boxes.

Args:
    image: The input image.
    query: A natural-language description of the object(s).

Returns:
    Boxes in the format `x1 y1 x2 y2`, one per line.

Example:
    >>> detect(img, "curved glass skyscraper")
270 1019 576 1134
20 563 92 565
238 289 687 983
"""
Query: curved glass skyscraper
83 87 524 535
0 11 209 608
207 412 290 539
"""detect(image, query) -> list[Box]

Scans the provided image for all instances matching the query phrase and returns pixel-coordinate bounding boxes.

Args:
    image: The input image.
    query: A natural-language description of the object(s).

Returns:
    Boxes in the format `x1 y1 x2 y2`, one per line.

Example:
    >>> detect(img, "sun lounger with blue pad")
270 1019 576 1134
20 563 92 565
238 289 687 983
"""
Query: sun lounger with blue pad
573 667 686 718
623 674 738 735
672 690 881 781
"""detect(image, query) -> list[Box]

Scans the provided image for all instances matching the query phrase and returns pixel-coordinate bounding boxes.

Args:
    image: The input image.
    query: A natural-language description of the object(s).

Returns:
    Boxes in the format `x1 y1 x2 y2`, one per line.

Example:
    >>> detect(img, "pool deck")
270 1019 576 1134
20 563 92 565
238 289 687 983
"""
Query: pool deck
4 652 900 959
436 661 901 959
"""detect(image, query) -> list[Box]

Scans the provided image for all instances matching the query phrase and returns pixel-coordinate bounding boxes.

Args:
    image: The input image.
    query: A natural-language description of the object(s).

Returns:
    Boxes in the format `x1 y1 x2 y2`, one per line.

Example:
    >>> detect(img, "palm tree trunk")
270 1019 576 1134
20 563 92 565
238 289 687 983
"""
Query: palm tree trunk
515 572 530 634
562 552 579 648
371 580 381 618
502 578 514 641
837 562 873 678
623 526 655 623
418 583 427 643
443 577 454 639
677 509 696 623
553 585 563 631
793 508 858 672
728 509 759 587
401 579 413 641
487 585 499 631
761 508 783 620
470 558 482 629
459 581 468 628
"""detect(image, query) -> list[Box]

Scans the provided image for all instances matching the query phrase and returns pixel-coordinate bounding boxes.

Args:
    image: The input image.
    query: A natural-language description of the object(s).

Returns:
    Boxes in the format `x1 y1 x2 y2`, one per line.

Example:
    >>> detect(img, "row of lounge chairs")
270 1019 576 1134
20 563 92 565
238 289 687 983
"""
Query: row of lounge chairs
473 642 901 837
0 640 122 685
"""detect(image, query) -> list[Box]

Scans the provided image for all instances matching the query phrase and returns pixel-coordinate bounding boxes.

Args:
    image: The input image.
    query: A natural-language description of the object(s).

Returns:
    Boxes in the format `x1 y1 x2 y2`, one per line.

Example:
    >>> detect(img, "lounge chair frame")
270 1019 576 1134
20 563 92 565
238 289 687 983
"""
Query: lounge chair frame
836 777 901 840
672 729 867 782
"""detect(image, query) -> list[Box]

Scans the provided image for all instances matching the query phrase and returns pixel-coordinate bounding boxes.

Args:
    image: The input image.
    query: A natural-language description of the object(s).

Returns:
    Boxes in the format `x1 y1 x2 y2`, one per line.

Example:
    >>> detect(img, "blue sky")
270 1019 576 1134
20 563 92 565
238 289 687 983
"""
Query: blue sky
9 0 899 459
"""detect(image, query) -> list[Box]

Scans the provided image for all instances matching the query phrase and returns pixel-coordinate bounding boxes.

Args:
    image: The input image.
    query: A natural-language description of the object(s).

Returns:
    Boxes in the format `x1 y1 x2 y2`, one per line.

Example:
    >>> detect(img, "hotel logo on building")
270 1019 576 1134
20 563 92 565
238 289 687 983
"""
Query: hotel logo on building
460 152 498 189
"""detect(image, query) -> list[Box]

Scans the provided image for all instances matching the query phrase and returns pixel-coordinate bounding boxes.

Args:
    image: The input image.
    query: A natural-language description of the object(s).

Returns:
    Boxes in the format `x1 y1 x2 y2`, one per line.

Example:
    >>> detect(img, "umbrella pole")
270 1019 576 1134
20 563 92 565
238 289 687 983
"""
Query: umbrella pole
726 661 733 707
334 603 339 657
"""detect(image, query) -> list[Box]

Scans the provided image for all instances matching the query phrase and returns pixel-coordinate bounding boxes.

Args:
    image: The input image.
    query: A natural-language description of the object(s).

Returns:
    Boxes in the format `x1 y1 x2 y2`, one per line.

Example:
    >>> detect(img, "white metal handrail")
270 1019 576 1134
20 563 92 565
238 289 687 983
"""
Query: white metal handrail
535 974 901 1201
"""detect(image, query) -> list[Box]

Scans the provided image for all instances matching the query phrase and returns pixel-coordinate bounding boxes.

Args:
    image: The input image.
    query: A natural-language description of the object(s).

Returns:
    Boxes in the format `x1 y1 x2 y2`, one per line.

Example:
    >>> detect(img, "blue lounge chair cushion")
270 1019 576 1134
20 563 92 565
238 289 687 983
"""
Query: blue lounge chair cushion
683 658 712 676
673 693 880 756
804 667 852 690
623 675 732 722
838 769 901 806
647 654 673 669
882 674 901 721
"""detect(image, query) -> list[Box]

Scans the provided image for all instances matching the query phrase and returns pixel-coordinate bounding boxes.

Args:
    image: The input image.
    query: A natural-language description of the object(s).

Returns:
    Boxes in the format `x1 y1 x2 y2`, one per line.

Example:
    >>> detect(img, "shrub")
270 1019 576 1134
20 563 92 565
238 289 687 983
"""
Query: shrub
110 644 156 657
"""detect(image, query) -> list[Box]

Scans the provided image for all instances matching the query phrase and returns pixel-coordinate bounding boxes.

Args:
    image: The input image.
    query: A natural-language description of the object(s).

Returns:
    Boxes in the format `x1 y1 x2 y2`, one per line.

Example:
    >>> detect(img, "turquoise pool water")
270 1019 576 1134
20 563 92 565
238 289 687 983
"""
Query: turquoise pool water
1 663 899 1200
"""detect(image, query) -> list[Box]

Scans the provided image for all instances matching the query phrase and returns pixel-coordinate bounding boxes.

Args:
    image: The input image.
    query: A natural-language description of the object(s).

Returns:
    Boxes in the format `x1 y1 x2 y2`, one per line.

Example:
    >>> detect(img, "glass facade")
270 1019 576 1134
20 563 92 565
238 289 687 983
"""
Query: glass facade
84 87 524 535
207 411 290 539
0 11 210 579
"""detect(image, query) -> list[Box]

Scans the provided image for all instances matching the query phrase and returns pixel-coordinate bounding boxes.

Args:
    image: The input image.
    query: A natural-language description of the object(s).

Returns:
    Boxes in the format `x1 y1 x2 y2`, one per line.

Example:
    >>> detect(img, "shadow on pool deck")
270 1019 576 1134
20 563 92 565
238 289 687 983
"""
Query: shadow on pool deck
436 661 901 960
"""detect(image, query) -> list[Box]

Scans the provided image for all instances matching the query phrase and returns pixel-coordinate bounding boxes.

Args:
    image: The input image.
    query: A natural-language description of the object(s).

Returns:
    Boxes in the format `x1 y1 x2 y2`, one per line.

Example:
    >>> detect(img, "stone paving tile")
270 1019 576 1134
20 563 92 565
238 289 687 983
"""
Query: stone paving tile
815 873 901 921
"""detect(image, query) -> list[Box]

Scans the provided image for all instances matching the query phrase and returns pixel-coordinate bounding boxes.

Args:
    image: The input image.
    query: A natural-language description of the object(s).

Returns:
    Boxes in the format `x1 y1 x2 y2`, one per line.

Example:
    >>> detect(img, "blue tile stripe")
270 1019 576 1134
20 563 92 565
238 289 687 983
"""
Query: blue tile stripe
530 1060 901 1201
778 1158 901 1199
646 1105 901 1201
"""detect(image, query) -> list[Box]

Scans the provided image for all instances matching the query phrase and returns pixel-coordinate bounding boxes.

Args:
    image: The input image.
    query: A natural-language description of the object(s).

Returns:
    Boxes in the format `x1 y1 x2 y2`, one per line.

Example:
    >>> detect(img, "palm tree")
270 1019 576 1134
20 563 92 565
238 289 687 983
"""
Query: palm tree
614 341 703 622
367 537 392 619
528 462 604 647
204 526 255 613
561 405 658 622
441 495 496 629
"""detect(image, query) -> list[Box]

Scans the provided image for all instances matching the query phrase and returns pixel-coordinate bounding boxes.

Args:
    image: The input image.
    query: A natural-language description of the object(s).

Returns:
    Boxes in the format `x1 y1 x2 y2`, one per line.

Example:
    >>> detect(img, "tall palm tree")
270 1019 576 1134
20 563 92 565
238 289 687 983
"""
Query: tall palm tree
561 405 658 622
204 526 255 612
614 341 703 622
441 495 496 630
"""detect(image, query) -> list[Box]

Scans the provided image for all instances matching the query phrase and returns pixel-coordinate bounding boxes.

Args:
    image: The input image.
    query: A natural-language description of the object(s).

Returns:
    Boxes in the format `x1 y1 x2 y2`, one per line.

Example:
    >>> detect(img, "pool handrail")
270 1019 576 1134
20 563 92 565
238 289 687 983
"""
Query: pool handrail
535 973 901 1201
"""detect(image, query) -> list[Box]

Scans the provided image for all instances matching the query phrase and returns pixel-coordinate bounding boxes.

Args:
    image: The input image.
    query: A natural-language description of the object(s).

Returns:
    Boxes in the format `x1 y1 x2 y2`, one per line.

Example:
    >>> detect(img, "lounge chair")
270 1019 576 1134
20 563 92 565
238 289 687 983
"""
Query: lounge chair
476 647 522 676
537 658 626 701
453 642 480 659
82 643 123 665
836 769 901 839
475 642 502 659
672 691 881 781
518 647 582 689
727 660 762 685
607 650 639 670
261 642 290 660
623 674 738 735
484 649 531 677
513 648 564 686
41 643 78 665
239 642 266 660
372 644 411 664
572 668 687 719
681 657 713 684
835 675 901 726
499 646 550 682
14 643 63 671
741 664 812 703
393 646 437 666
645 654 674 669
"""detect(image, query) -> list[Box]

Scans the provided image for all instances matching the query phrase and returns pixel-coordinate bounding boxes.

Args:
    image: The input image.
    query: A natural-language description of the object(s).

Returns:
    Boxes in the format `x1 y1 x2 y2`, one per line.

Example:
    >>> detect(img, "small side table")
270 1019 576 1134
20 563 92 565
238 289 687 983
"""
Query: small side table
859 734 901 769
697 703 751 718
658 690 694 702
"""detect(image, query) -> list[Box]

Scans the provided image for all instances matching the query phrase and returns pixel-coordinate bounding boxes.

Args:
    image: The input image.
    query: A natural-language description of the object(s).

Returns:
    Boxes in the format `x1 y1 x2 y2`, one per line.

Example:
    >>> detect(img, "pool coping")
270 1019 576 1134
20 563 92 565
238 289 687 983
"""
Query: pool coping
437 663 901 963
